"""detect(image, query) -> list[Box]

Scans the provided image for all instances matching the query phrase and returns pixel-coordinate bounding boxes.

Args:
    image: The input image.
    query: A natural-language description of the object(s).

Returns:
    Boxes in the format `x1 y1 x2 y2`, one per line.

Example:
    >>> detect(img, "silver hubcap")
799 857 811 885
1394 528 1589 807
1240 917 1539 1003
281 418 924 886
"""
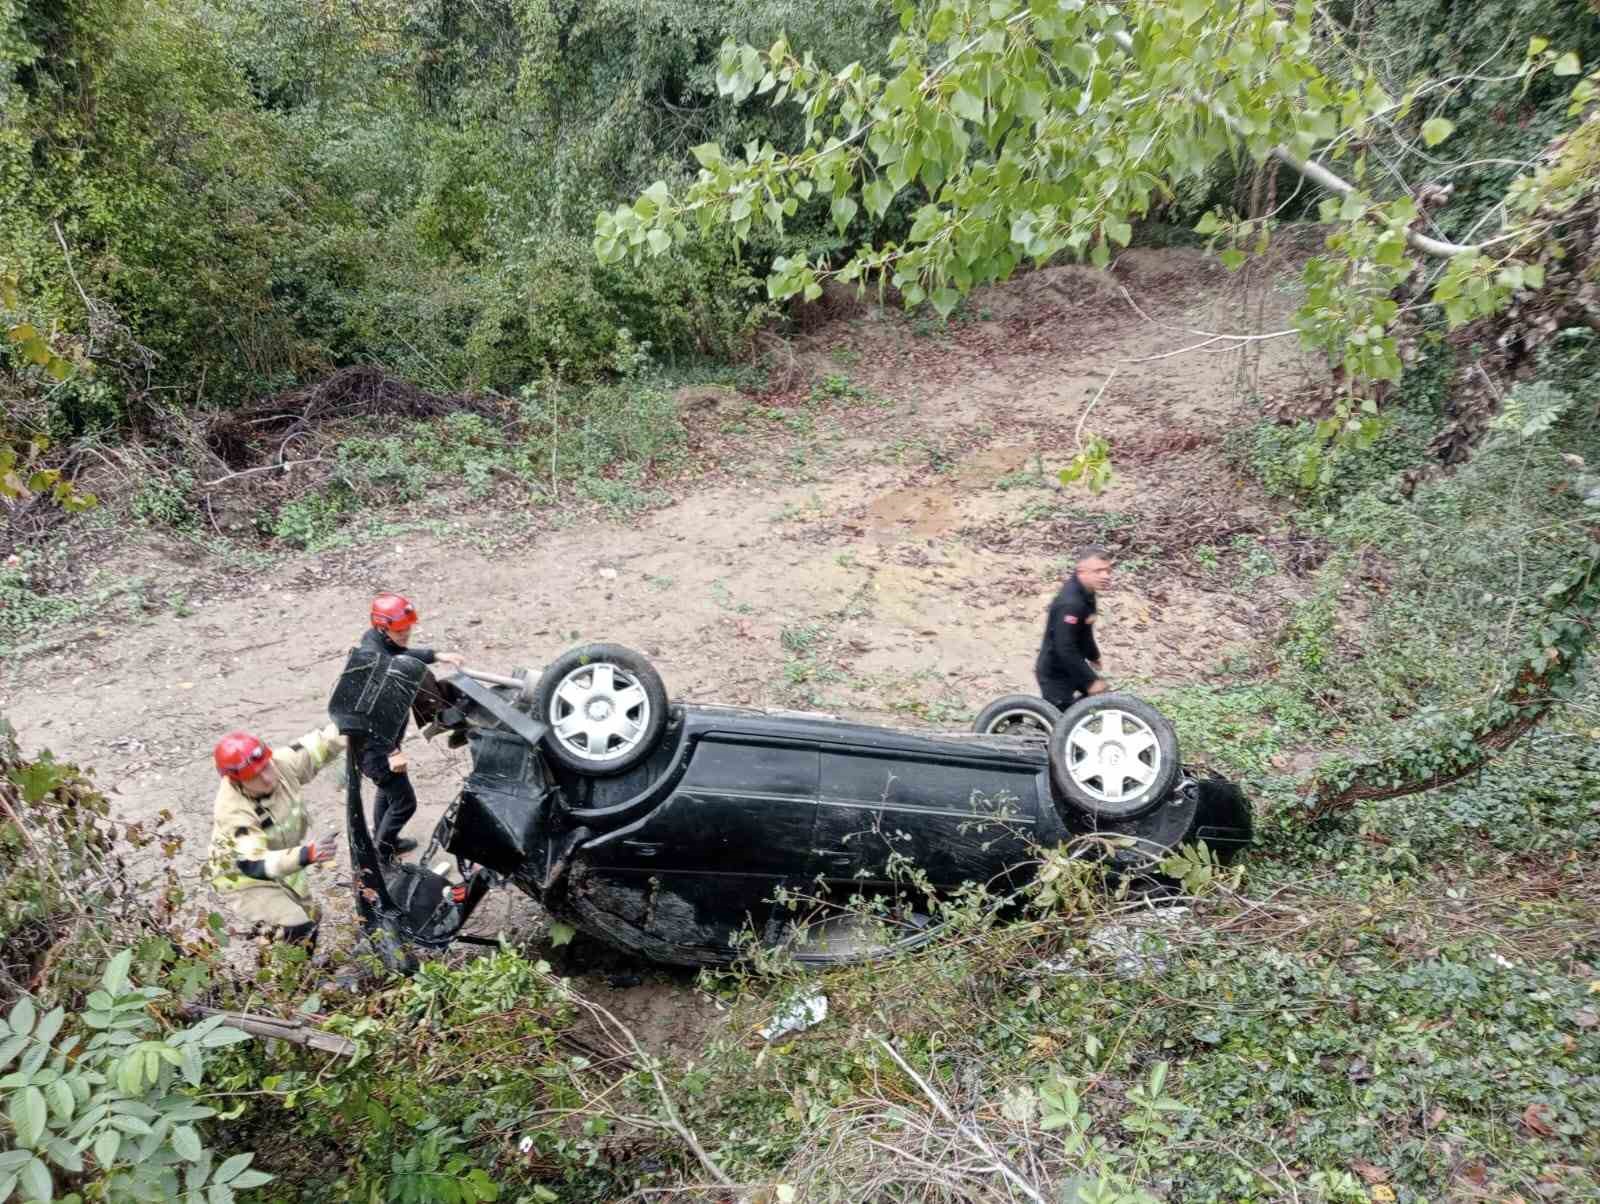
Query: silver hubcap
549 662 650 762
986 708 1051 737
1065 709 1162 805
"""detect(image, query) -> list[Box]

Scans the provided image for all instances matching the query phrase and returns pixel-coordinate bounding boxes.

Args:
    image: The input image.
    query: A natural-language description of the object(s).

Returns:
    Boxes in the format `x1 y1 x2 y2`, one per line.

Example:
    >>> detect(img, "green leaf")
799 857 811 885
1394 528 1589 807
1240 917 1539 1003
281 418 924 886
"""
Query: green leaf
44 1079 72 1124
690 143 722 170
863 177 895 218
645 229 671 256
171 1125 203 1162
93 1129 121 1168
1219 249 1246 271
1554 51 1581 76
46 1135 81 1174
1193 212 1221 236
31 1011 62 1050
0 1037 26 1072
11 1086 46 1148
102 951 133 996
1528 36 1549 57
1104 218 1132 247
950 87 984 123
1421 117 1455 146
227 1171 272 1190
5 324 36 344
214 1154 254 1185
830 195 858 234
8 999 36 1038
547 921 577 948
116 1056 142 1097
17 1158 48 1204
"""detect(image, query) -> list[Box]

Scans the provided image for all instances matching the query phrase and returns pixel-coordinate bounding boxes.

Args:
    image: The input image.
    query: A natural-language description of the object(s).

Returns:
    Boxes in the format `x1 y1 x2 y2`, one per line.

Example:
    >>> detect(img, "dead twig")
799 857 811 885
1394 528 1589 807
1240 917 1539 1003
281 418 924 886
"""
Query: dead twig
543 973 736 1189
876 1037 1049 1204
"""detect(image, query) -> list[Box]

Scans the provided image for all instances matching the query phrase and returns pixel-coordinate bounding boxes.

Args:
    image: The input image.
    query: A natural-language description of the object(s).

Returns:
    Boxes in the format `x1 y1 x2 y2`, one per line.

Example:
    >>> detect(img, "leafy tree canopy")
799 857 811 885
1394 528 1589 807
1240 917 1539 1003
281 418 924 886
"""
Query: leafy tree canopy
597 0 1598 462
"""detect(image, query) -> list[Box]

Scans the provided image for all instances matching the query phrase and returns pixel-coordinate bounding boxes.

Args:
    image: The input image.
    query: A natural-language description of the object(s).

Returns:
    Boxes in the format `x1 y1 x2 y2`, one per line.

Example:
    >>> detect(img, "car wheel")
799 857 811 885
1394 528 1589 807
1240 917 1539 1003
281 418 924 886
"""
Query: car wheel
972 694 1060 739
535 643 669 776
1049 692 1181 820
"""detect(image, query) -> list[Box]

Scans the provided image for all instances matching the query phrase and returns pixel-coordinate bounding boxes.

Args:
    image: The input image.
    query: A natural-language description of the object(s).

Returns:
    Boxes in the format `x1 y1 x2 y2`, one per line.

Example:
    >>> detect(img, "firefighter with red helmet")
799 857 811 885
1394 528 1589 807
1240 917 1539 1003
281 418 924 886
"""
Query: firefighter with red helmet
207 724 345 949
358 593 462 861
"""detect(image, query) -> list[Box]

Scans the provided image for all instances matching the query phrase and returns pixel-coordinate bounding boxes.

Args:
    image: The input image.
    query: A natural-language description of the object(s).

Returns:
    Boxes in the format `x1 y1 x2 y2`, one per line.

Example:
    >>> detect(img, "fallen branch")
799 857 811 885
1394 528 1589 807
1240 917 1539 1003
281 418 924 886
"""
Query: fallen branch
180 1004 358 1058
202 458 327 488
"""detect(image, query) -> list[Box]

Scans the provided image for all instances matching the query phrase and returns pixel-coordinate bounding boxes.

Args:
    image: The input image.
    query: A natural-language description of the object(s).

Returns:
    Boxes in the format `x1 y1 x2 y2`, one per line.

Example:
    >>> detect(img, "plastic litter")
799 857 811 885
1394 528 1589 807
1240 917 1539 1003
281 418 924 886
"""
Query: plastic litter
759 991 828 1039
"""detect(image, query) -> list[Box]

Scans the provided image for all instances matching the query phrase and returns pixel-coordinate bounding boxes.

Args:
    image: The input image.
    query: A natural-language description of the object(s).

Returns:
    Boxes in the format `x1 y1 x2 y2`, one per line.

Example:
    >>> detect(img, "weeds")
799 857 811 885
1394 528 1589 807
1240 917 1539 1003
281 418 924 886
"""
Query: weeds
0 554 83 647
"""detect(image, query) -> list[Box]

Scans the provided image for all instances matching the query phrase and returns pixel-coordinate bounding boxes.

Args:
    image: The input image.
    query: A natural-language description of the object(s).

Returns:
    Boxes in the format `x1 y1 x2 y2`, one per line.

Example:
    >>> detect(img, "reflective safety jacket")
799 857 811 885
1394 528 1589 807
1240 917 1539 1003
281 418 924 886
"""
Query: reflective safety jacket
208 723 346 893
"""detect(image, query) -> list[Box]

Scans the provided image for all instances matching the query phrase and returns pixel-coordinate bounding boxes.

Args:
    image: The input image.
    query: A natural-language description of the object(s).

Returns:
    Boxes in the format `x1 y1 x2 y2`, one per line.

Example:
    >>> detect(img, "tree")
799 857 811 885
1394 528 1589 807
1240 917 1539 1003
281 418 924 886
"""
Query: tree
595 0 1600 808
596 0 1595 457
2 268 95 512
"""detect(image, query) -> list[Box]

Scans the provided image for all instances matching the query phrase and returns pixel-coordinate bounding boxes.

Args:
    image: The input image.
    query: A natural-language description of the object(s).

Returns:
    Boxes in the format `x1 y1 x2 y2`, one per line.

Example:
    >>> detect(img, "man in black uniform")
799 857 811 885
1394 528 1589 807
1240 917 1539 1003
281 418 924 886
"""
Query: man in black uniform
360 593 463 861
1035 546 1114 708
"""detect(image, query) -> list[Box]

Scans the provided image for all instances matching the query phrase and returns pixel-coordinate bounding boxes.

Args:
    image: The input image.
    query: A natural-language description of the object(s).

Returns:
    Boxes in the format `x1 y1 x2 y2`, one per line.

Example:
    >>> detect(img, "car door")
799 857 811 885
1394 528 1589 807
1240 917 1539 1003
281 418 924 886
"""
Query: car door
573 731 820 958
815 741 1043 898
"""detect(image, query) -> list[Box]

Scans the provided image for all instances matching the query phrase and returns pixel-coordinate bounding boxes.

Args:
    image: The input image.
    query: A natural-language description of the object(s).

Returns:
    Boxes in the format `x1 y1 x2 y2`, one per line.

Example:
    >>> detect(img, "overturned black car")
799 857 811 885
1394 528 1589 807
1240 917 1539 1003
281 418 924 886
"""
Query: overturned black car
328 644 1252 970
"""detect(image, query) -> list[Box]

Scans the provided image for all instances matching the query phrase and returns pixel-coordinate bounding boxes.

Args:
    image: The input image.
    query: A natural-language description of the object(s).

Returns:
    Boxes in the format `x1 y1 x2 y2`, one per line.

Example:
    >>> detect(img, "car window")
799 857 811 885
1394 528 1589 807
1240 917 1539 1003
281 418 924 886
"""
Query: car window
679 736 819 799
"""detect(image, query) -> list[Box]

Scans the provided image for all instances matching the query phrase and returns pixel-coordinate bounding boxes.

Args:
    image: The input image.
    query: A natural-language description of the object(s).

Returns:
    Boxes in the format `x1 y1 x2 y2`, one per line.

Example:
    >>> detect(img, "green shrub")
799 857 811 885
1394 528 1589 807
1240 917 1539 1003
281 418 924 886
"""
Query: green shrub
0 952 271 1202
0 554 83 647
268 489 353 549
131 469 198 530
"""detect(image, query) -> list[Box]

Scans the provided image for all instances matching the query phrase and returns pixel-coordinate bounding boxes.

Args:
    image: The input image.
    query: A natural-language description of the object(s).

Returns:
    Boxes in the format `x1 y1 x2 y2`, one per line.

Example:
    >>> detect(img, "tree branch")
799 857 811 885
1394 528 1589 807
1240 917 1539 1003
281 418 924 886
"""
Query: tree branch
179 1004 358 1057
1104 31 1489 258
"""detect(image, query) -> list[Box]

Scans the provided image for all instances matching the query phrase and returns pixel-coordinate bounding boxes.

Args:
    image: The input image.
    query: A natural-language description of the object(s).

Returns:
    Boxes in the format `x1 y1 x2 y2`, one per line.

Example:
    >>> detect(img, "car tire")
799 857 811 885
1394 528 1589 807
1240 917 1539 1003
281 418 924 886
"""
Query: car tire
534 643 669 776
1049 692 1181 821
972 694 1060 738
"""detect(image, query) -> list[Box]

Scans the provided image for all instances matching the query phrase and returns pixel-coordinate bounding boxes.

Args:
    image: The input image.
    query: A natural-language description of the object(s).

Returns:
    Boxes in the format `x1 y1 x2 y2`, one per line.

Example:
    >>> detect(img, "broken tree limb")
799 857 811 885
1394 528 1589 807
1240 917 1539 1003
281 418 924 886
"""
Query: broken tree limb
181 1004 358 1058
1106 30 1486 259
1303 545 1600 817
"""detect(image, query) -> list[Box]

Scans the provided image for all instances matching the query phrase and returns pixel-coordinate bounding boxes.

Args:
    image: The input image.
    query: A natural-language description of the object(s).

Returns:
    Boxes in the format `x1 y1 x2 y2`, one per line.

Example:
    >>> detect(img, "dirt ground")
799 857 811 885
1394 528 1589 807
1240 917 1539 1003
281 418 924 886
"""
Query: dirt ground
0 247 1318 1046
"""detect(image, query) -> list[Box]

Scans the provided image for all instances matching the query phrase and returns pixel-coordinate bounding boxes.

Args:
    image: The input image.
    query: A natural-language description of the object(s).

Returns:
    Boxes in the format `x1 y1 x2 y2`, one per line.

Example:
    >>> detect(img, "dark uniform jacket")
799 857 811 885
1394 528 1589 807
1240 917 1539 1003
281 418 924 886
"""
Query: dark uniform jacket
357 627 437 754
1034 572 1101 700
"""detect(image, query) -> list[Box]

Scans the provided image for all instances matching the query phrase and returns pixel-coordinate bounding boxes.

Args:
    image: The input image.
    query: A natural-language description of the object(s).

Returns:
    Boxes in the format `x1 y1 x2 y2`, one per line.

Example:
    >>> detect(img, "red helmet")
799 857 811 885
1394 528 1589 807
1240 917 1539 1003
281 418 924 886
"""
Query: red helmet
370 592 418 632
214 731 273 783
